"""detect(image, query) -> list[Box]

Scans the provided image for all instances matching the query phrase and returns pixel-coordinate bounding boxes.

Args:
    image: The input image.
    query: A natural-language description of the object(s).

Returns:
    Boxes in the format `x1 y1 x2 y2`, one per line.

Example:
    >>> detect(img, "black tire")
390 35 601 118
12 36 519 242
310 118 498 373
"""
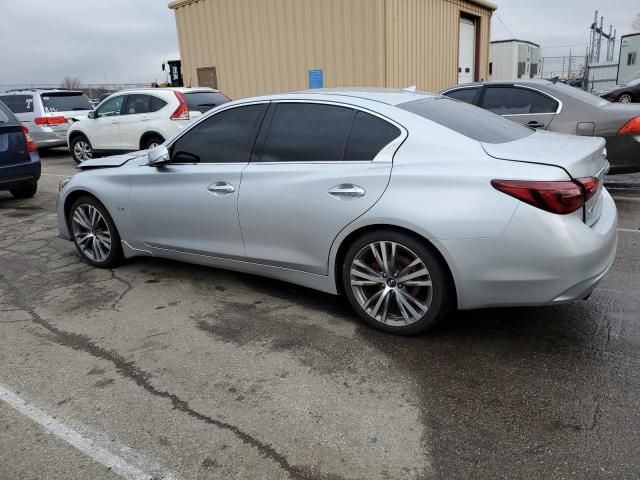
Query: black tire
10 182 37 199
69 195 123 268
70 135 93 164
341 230 453 335
142 135 164 150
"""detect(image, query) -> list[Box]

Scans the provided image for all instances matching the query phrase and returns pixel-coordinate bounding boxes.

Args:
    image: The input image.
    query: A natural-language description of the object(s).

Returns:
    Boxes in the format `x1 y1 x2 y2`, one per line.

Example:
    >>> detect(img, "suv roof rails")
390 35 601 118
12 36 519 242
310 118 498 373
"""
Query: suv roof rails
3 87 76 93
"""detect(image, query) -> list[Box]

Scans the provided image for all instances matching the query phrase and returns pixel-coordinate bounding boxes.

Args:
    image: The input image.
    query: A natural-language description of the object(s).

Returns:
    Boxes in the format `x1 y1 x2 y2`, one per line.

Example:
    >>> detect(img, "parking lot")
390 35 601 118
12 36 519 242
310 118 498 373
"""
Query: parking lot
1 149 640 479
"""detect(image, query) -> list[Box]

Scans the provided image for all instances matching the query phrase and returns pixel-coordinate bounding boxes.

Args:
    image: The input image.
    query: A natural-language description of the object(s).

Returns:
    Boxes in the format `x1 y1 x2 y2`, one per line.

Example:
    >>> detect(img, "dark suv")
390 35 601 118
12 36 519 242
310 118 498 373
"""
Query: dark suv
0 100 41 198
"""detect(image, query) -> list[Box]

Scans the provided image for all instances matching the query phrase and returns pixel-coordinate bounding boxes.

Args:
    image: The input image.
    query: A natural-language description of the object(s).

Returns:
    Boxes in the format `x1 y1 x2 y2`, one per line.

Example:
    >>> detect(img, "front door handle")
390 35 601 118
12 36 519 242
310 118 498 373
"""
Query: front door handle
526 121 545 129
328 184 366 198
207 182 235 195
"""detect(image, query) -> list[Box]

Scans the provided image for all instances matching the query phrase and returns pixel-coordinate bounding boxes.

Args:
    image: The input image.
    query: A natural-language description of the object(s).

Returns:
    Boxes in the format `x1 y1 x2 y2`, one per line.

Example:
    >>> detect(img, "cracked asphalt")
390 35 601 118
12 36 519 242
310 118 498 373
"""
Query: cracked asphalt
1 149 640 480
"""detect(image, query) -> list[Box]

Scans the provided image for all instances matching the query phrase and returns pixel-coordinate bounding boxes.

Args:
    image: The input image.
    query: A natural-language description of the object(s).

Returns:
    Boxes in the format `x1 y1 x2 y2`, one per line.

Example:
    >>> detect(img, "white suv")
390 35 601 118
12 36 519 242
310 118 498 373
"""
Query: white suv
67 87 230 163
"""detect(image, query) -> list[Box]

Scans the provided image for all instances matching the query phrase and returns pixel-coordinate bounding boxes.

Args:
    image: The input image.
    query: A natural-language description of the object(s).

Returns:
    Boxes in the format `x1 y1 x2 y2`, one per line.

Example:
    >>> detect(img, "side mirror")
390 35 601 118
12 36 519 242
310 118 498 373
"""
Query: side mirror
87 111 96 119
147 145 170 167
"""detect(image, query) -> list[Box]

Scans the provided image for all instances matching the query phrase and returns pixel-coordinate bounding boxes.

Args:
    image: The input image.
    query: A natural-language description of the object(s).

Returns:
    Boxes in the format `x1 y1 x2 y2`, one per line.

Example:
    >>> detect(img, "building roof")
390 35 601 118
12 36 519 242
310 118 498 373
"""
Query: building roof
491 39 540 47
169 0 496 10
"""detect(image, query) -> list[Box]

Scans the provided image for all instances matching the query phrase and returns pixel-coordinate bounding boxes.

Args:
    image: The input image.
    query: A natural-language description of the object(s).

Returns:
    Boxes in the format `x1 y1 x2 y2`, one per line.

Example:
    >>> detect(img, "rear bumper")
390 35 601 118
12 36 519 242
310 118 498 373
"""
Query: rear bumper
0 154 41 191
30 126 68 149
444 189 618 310
605 134 640 174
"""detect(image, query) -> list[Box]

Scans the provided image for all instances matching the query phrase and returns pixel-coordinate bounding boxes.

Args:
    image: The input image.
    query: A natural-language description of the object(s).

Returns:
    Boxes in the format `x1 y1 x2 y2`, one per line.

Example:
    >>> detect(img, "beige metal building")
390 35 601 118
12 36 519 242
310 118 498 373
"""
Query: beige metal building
169 0 496 99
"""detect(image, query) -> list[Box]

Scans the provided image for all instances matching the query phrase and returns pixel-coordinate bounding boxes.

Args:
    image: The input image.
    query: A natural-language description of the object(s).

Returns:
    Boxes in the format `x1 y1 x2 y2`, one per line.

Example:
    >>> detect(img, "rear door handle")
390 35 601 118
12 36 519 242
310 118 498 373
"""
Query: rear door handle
328 184 366 198
207 182 235 195
526 121 545 129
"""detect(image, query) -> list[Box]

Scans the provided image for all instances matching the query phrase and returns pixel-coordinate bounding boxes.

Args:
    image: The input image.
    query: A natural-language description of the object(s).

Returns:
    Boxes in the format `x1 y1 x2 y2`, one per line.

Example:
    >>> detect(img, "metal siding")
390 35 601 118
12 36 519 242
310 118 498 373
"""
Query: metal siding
171 0 492 98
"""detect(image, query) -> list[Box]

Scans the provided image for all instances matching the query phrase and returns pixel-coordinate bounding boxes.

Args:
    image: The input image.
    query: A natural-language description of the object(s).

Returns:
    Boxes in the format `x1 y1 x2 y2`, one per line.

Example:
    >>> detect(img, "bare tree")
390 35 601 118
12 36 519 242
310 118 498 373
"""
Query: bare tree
61 75 82 89
633 13 640 31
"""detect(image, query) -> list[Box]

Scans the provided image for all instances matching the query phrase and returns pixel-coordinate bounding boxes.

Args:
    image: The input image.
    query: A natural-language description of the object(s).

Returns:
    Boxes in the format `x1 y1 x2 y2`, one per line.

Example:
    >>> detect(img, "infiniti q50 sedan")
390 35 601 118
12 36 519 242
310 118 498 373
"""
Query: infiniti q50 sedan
57 89 617 335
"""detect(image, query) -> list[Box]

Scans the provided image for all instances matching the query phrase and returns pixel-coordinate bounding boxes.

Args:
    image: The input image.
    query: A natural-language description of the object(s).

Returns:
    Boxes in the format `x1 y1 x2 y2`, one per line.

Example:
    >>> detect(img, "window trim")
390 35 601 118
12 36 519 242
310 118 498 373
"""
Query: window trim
482 84 563 117
252 99 407 165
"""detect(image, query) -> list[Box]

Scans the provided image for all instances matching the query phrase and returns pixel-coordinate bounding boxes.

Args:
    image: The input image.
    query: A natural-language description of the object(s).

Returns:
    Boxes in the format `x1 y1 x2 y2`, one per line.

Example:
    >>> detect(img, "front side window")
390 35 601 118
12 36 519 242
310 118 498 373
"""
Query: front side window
443 87 480 105
96 95 124 118
170 103 268 163
481 87 558 115
8 95 34 113
261 103 353 162
123 94 151 115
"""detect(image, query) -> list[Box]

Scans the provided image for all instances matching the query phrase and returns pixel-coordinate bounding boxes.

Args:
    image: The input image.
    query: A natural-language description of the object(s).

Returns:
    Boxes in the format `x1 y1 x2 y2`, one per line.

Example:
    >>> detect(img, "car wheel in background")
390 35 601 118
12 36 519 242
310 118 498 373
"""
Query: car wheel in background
70 135 93 164
69 196 123 268
618 94 633 104
9 182 38 199
142 135 165 150
341 230 453 335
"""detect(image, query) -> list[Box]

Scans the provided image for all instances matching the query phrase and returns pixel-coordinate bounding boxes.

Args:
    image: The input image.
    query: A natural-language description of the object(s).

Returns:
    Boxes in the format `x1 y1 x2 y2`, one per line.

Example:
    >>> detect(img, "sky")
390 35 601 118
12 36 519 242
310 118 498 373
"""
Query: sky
0 0 638 87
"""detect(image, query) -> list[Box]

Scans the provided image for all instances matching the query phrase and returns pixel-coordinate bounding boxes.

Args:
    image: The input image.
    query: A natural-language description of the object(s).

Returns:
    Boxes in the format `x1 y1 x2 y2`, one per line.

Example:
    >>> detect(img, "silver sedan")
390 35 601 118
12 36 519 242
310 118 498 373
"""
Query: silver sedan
57 89 618 335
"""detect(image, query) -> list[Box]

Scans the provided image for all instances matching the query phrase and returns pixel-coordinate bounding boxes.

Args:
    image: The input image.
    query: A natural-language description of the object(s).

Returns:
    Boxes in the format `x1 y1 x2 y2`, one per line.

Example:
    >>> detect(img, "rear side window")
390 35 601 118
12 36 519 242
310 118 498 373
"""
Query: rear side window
261 103 353 162
0 101 13 123
7 95 34 113
344 112 401 160
124 94 151 115
480 87 558 115
182 91 229 112
444 87 480 104
398 97 532 144
150 96 167 112
41 92 92 113
171 103 268 164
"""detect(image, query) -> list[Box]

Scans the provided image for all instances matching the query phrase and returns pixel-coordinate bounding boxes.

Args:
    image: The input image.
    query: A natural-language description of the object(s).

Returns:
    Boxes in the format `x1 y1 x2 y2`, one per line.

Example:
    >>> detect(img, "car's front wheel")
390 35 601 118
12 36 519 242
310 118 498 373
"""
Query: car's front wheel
69 196 123 268
618 93 633 104
70 135 93 164
342 230 453 335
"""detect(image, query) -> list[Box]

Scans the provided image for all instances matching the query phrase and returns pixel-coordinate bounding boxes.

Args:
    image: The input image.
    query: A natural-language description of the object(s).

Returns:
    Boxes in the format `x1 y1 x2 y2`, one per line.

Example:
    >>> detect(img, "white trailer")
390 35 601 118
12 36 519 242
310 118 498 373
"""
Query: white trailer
617 33 640 84
489 39 541 81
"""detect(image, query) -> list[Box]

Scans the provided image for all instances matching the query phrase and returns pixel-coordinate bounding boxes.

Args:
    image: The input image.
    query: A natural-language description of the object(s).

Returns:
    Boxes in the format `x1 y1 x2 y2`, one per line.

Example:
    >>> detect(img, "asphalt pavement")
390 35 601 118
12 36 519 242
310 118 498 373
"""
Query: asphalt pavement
1 148 639 480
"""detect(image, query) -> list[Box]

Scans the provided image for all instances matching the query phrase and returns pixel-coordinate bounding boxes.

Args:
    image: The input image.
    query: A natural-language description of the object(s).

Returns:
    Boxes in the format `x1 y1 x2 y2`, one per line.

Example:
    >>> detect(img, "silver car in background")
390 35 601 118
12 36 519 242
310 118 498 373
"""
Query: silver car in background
0 88 93 150
441 80 640 173
57 89 617 335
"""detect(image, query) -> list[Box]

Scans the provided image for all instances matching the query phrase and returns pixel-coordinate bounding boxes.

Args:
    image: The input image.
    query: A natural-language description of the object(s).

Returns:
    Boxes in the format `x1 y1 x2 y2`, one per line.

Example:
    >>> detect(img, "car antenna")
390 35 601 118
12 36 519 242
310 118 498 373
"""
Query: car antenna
402 86 417 93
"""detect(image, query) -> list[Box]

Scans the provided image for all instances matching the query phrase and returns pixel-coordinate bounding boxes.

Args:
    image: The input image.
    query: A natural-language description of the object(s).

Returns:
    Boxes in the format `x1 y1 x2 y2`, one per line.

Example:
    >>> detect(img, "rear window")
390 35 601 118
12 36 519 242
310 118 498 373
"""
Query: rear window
40 92 93 113
182 91 229 112
398 97 533 144
3 94 34 113
547 82 609 107
0 101 13 123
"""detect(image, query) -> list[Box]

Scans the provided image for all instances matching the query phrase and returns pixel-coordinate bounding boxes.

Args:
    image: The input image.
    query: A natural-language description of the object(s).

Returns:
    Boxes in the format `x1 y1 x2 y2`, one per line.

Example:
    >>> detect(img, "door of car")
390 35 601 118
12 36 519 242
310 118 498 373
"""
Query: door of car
118 94 154 150
129 102 269 257
479 85 559 129
238 102 404 275
90 95 125 150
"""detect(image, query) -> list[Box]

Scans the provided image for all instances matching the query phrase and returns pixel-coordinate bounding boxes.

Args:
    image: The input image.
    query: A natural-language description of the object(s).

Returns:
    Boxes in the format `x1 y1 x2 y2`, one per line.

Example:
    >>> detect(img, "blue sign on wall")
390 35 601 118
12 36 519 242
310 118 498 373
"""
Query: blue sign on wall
308 69 324 89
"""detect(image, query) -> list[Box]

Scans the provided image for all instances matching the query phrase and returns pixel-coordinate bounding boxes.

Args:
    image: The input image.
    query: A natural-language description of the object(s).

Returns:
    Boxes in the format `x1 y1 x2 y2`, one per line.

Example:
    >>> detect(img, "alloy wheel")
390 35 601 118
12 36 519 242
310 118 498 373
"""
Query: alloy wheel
350 241 433 327
73 140 93 162
71 204 112 263
148 142 160 149
619 94 632 104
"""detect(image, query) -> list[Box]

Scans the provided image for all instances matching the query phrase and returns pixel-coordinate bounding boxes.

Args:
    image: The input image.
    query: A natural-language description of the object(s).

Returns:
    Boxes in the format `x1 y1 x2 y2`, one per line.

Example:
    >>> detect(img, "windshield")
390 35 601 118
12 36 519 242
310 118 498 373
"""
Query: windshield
398 97 533 144
626 78 640 87
40 92 93 113
182 91 230 113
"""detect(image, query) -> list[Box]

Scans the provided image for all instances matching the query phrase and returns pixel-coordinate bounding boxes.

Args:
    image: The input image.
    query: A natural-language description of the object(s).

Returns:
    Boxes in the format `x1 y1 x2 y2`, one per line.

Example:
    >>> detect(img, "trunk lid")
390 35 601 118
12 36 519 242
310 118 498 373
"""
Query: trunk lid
482 130 609 226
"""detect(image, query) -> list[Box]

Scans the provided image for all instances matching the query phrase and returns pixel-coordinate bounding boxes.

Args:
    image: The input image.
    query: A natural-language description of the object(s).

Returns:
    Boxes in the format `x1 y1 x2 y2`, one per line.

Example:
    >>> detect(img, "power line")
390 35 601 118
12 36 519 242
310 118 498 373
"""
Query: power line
494 13 515 38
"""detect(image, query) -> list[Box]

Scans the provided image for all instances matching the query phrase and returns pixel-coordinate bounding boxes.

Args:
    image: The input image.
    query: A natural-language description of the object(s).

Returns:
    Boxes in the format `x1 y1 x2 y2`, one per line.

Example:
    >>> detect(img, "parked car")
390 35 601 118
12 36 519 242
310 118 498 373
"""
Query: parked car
0 89 93 150
598 77 640 104
0 100 41 198
67 87 230 164
441 79 640 173
57 89 617 335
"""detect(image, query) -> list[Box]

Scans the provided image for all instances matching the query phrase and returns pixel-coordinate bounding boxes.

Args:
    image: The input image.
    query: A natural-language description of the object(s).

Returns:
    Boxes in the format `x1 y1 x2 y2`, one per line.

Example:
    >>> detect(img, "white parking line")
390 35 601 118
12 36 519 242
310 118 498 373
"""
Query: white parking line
618 228 640 234
612 196 640 203
0 384 181 480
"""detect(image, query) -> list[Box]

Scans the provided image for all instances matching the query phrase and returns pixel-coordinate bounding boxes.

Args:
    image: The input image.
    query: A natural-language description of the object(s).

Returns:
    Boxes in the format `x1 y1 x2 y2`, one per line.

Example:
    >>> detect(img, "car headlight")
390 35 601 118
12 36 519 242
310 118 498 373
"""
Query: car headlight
59 177 72 192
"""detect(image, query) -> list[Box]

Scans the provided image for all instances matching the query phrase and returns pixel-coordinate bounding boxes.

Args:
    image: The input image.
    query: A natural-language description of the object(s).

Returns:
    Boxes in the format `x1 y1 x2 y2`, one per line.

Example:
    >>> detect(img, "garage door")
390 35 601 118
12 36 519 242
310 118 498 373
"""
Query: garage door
458 17 476 84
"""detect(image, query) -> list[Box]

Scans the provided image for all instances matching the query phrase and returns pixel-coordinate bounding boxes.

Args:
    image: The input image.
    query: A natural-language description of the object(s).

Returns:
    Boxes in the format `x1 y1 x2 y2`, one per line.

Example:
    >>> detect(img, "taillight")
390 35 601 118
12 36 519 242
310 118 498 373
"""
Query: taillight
170 91 189 120
491 177 598 215
34 116 68 126
21 126 38 153
618 117 640 134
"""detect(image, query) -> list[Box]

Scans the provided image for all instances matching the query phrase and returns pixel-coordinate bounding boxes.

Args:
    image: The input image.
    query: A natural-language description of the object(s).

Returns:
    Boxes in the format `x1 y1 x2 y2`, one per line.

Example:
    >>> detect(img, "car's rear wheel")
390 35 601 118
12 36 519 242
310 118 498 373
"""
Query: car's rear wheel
70 135 93 164
10 182 37 199
142 135 164 150
618 93 633 104
342 230 453 335
69 196 123 268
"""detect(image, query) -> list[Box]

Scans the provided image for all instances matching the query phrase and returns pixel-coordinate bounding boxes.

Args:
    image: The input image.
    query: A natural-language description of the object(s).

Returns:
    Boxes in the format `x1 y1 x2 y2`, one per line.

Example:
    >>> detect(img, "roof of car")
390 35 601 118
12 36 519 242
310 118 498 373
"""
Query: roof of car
287 88 437 106
102 87 220 96
1 88 84 94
